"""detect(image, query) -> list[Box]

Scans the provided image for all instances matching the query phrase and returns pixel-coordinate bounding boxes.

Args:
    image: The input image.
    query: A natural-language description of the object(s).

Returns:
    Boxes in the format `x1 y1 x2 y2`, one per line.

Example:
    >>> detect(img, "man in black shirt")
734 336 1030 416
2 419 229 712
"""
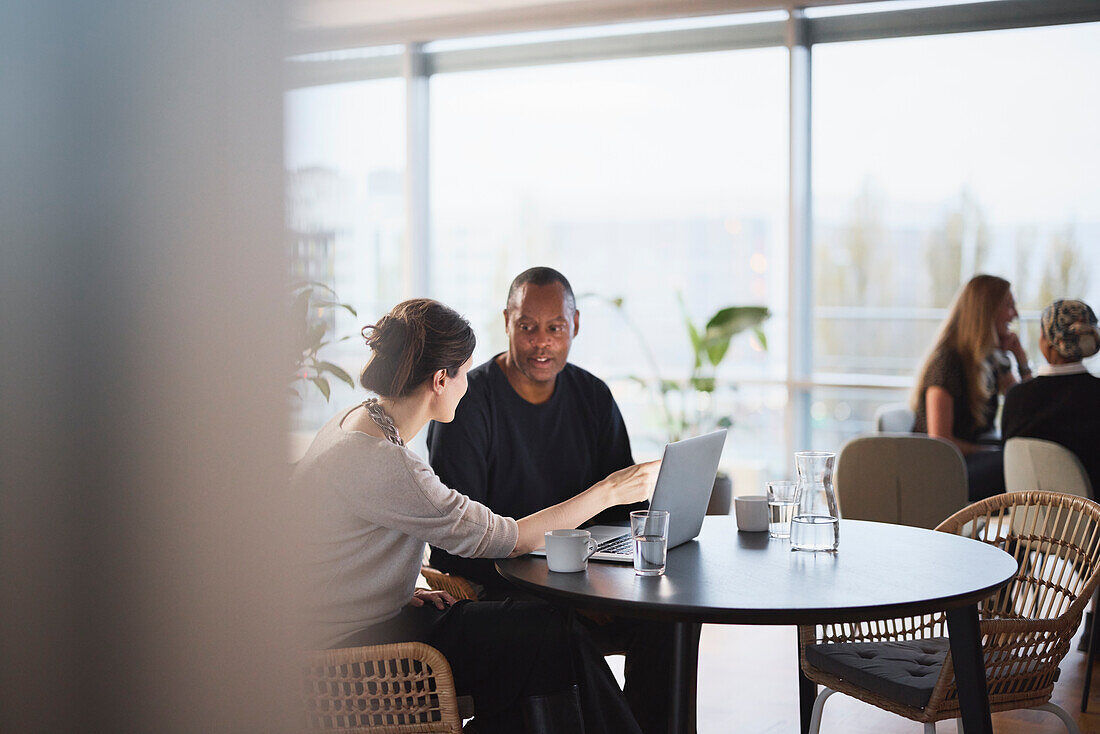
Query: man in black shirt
428 267 676 734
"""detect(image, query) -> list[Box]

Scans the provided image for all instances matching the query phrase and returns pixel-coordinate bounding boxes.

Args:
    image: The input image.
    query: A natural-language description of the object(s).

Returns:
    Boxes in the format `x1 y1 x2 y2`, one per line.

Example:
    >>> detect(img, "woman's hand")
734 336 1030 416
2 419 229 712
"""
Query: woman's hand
409 588 455 610
510 459 662 557
596 460 662 507
1003 330 1025 360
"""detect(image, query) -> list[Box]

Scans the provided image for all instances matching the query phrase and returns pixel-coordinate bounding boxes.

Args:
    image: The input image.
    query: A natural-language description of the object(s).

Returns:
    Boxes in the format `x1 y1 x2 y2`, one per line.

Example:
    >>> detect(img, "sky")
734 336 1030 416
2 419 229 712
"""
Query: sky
287 21 1100 227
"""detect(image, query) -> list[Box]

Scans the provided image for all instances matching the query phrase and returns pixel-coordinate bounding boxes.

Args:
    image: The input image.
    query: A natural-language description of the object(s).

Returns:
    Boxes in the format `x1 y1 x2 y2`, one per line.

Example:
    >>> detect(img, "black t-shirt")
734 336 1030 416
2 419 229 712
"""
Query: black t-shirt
912 348 1005 442
1002 372 1100 497
426 356 635 589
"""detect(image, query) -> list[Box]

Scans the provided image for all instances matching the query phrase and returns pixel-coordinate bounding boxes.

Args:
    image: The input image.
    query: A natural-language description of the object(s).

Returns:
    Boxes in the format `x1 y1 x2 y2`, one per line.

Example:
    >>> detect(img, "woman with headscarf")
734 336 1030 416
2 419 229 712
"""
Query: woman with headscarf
1002 299 1100 495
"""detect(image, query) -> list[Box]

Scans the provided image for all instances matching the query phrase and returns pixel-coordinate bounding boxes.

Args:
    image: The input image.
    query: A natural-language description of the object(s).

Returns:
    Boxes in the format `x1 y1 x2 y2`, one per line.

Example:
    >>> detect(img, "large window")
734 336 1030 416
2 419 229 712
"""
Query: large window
430 48 789 477
811 22 1100 447
285 79 406 439
284 5 1100 474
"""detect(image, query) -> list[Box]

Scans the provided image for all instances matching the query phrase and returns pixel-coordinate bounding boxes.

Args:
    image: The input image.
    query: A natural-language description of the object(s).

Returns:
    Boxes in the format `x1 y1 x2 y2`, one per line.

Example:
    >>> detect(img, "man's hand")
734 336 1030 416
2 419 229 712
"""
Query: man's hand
409 588 456 610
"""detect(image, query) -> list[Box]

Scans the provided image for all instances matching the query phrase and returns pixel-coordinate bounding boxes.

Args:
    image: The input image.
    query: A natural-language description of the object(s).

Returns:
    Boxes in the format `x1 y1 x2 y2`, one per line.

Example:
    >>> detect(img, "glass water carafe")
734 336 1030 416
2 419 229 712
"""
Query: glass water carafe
790 451 840 552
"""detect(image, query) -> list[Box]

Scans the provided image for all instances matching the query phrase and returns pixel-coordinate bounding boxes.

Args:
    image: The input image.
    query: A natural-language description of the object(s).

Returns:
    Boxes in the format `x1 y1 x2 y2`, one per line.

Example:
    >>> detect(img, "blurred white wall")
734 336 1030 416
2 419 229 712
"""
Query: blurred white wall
1 1 298 730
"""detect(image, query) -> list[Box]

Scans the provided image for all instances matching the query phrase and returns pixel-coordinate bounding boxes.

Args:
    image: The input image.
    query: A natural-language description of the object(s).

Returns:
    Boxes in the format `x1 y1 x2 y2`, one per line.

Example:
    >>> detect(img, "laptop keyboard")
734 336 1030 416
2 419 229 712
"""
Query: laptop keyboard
596 533 633 556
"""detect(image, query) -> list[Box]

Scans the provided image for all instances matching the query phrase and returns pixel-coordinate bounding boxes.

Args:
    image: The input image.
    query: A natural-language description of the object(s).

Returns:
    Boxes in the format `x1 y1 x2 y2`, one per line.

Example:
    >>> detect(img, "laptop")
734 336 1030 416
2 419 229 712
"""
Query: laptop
532 429 727 563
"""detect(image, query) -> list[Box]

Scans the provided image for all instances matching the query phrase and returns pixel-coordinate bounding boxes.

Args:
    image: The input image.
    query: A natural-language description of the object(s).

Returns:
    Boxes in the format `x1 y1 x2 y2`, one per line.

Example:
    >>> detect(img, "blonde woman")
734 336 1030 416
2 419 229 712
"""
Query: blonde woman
911 274 1031 500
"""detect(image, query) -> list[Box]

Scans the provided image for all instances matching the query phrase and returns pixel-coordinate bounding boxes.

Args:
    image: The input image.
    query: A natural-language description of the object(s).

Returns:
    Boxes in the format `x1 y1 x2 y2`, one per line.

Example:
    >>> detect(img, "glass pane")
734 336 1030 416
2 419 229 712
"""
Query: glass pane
430 48 789 477
285 79 406 442
809 386 911 456
811 23 1100 450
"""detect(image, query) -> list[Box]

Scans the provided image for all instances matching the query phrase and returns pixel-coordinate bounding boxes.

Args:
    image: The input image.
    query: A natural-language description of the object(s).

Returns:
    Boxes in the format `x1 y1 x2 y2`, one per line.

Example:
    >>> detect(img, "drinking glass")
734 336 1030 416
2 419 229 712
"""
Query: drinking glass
766 480 800 539
630 510 670 576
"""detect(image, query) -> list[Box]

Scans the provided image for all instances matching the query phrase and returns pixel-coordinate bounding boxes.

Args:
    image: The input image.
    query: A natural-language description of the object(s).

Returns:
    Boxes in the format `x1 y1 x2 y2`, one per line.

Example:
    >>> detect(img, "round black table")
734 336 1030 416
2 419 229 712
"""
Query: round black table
497 517 1018 734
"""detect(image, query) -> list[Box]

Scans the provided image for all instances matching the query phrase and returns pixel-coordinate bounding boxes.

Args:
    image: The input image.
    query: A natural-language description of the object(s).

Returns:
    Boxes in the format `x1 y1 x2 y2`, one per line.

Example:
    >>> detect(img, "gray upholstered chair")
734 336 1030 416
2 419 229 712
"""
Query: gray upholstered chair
1004 436 1096 712
1004 437 1092 499
874 403 915 433
834 434 968 530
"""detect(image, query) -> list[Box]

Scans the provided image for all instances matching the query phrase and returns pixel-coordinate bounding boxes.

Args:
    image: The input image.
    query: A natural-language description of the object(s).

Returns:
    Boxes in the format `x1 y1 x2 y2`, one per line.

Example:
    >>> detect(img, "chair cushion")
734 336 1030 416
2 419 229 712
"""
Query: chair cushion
805 638 950 709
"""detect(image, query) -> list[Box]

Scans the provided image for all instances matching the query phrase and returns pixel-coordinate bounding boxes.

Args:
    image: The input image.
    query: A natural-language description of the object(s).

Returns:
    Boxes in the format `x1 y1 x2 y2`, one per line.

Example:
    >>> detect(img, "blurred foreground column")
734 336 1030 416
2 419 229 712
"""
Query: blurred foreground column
0 1 297 731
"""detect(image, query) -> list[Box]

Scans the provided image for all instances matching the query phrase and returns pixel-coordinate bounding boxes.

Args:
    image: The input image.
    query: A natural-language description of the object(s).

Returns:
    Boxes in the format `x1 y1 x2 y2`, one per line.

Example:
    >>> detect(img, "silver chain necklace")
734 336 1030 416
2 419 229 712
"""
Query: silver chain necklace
362 398 404 447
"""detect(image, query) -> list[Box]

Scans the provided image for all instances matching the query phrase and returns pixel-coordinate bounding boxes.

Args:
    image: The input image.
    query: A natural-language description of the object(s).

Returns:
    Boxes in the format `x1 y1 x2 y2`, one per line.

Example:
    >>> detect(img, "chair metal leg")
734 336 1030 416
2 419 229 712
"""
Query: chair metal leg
1035 702 1082 734
1083 588 1098 713
806 687 835 734
955 717 964 734
923 722 937 734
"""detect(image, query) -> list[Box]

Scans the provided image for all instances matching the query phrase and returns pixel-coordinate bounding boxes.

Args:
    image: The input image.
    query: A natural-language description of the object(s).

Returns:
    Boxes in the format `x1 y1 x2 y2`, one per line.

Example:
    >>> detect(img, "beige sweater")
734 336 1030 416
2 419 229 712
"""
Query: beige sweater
292 405 519 647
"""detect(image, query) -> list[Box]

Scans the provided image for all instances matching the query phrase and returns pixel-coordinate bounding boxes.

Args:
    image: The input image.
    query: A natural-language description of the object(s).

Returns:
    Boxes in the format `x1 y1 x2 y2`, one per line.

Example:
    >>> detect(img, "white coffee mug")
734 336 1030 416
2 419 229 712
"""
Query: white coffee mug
734 495 770 532
544 529 597 573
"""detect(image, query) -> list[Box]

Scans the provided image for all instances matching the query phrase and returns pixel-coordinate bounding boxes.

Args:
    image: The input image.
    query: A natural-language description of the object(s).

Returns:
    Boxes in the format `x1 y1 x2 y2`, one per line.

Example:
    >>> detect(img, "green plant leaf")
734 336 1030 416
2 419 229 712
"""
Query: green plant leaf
312 299 358 317
703 335 731 367
306 322 327 349
705 306 771 337
309 377 331 401
290 280 336 296
701 306 771 366
317 361 354 387
716 416 733 429
753 326 768 351
659 379 681 395
690 376 715 393
676 293 704 371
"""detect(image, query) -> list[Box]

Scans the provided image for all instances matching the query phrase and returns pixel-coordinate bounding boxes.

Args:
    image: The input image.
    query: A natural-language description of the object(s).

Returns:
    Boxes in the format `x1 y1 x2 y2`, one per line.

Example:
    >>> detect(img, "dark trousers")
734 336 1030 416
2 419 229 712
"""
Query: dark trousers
336 599 642 734
578 613 681 734
478 586 679 734
966 449 1006 502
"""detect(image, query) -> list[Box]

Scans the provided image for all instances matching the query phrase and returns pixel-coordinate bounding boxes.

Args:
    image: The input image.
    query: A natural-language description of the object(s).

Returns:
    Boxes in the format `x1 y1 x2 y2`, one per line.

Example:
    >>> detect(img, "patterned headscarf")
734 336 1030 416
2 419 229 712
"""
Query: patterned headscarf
1041 299 1100 361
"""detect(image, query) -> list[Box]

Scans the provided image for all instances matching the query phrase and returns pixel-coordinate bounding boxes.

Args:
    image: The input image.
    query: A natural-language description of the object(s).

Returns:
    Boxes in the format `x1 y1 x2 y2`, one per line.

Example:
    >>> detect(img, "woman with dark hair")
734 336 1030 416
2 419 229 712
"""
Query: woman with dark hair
292 298 657 734
911 274 1032 500
1003 299 1100 494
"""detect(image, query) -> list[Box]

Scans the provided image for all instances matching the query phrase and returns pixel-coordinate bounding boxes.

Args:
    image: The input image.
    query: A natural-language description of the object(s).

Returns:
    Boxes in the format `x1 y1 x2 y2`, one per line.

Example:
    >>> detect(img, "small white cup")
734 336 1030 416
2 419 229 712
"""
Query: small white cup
544 529 597 573
734 495 770 532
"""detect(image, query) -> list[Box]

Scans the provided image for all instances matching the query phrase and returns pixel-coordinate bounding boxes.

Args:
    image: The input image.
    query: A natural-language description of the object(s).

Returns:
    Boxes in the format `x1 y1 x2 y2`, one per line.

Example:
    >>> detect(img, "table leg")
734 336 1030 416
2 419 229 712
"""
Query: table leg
798 656 816 734
669 621 701 734
946 605 993 734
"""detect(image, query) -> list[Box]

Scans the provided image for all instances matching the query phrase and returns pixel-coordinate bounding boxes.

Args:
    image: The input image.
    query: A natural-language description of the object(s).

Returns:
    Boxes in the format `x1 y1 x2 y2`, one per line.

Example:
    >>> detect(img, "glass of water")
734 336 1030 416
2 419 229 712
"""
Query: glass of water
630 510 670 576
766 480 800 539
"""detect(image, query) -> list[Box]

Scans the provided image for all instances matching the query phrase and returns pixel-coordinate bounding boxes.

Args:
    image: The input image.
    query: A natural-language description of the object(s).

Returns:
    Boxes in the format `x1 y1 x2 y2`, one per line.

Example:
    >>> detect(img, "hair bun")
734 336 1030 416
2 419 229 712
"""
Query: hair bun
1070 323 1100 359
359 299 475 398
363 316 409 355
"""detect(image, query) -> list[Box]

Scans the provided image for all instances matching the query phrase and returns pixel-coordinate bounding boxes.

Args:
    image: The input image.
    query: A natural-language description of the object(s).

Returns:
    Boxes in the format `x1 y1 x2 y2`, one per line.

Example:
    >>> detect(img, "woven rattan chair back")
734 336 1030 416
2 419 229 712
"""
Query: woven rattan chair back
420 567 481 601
303 642 463 734
800 490 1100 727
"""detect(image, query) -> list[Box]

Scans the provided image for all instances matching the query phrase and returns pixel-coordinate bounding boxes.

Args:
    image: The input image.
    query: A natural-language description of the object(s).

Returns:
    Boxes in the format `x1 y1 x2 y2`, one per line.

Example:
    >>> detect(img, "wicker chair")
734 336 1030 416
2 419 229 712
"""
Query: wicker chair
302 642 464 733
420 566 482 601
800 490 1100 733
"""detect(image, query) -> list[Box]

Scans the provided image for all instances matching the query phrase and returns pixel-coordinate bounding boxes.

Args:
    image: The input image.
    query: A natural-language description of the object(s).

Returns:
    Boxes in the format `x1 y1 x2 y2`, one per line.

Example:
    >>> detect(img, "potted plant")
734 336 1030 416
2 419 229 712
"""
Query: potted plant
592 294 770 513
289 280 356 401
